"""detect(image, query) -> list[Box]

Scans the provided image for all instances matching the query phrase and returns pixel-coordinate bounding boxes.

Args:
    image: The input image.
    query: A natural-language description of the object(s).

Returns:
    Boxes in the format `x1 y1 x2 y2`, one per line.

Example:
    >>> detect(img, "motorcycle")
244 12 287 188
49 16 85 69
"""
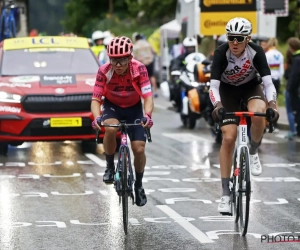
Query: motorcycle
161 57 223 143
161 55 213 129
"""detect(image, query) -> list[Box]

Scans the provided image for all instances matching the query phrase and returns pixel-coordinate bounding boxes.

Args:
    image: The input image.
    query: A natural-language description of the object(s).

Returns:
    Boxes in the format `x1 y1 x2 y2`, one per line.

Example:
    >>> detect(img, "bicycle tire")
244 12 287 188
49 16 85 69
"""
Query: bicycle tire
121 149 128 235
232 148 239 222
238 147 251 236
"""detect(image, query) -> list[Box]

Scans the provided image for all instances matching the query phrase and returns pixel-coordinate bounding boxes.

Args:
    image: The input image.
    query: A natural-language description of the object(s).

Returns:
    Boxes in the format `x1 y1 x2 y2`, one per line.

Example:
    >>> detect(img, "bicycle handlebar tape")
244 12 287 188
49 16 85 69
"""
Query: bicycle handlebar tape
142 117 152 143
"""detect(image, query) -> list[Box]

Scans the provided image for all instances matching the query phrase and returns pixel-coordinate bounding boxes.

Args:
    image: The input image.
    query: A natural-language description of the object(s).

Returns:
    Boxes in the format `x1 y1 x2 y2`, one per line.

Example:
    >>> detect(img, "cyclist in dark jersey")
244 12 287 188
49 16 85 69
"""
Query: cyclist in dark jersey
209 17 279 214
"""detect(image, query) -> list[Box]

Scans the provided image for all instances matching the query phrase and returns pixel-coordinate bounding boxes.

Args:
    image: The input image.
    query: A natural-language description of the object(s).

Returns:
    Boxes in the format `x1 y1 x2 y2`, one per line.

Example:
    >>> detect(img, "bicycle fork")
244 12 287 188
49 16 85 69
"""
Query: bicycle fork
234 123 251 194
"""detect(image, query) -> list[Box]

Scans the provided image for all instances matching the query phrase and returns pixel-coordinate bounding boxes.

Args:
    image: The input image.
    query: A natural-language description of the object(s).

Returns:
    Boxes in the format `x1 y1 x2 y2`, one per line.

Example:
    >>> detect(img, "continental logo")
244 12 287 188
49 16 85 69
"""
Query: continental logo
204 20 227 28
203 0 252 7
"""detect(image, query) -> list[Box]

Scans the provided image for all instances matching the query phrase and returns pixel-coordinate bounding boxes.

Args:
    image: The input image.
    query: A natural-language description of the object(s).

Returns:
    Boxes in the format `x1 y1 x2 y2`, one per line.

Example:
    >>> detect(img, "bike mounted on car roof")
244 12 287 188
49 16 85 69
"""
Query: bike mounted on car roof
0 0 23 42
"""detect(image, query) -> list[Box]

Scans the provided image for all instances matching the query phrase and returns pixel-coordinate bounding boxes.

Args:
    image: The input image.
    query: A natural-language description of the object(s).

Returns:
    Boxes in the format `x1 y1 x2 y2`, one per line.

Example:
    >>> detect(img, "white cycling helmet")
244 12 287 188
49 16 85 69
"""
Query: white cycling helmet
103 30 112 38
92 30 105 41
225 17 252 35
103 36 114 46
183 37 197 47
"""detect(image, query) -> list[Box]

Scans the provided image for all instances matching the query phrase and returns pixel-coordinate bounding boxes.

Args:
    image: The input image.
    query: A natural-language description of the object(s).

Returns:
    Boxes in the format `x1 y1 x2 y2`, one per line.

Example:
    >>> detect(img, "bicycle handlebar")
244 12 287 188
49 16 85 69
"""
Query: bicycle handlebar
95 117 152 144
217 108 275 133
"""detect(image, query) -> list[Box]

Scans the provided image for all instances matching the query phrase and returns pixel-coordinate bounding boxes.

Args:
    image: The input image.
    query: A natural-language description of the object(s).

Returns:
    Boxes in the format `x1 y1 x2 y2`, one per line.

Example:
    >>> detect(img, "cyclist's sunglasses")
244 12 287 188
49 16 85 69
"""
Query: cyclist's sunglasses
227 35 248 43
110 57 130 66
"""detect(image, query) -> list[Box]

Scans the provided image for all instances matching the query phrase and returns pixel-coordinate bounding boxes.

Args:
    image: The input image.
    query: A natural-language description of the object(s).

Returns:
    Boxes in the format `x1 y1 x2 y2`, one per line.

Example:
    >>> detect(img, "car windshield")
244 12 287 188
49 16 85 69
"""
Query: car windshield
1 48 99 75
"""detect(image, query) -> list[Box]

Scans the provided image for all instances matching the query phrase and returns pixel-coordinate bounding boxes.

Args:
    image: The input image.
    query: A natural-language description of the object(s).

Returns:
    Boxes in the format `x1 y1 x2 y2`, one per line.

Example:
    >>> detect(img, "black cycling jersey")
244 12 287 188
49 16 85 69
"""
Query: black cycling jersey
209 42 277 106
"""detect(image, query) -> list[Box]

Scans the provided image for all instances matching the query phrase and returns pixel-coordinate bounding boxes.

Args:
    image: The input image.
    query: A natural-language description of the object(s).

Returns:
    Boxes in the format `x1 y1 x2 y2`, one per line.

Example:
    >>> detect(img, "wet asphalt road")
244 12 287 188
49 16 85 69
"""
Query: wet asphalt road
1 97 300 250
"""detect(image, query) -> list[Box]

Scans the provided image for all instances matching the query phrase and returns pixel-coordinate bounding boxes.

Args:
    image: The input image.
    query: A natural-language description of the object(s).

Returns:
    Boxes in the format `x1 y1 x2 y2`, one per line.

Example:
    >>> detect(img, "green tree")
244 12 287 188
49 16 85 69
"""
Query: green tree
62 0 177 35
125 0 177 20
62 0 129 36
277 0 300 42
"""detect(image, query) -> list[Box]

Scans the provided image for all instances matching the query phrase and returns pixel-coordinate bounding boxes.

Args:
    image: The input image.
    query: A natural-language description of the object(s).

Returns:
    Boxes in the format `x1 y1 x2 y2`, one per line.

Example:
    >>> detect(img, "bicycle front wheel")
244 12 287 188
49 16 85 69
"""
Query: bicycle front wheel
232 148 239 222
238 147 251 236
121 149 128 235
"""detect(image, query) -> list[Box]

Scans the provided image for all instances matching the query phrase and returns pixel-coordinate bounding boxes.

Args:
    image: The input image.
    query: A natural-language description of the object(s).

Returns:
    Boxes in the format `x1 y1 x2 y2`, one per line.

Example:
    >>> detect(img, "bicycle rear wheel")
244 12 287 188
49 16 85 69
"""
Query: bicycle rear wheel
238 147 251 236
121 149 128 235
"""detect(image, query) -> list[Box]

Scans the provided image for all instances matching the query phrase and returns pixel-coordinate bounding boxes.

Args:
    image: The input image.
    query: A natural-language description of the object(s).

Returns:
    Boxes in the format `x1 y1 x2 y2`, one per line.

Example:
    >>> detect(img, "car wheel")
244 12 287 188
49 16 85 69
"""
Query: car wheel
187 107 198 129
0 143 8 156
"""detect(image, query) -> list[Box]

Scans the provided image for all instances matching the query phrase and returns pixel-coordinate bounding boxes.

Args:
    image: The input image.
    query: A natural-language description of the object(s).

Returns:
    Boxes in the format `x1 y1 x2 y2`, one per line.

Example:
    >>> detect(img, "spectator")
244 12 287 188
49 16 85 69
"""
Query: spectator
260 37 269 52
284 49 297 139
29 29 38 37
265 38 284 97
133 33 158 97
287 37 300 137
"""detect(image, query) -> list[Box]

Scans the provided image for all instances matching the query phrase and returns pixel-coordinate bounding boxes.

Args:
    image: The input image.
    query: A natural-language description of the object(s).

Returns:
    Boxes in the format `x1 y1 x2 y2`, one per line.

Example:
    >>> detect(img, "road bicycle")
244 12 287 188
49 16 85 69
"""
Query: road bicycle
217 108 274 236
96 118 152 235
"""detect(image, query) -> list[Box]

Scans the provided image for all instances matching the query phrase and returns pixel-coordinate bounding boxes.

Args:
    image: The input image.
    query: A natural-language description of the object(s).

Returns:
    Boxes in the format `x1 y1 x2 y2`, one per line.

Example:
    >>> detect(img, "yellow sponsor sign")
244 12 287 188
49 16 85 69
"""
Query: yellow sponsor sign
50 117 82 127
203 0 252 8
200 11 257 36
3 36 89 50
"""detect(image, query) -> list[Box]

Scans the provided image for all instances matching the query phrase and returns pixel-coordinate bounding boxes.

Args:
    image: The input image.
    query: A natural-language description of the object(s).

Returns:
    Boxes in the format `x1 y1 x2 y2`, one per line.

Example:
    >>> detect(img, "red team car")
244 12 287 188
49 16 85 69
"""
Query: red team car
0 36 114 155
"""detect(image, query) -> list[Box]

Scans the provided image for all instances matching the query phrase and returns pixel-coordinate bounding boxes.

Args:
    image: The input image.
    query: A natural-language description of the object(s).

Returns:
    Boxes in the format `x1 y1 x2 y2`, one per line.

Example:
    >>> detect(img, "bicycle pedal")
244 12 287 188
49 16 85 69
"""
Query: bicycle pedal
220 212 232 216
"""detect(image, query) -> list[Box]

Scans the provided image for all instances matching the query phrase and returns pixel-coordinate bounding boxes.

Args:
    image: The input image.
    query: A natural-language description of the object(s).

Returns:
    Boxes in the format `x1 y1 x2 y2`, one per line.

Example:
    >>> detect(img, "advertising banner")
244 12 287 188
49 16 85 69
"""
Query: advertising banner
200 11 257 36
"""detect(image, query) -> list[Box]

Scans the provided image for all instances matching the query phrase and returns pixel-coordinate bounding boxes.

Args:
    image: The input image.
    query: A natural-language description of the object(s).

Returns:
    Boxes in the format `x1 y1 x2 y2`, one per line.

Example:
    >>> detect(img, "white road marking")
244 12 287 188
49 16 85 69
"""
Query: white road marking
162 133 210 143
85 173 94 178
156 205 214 243
129 218 141 225
261 138 277 144
144 171 171 176
85 153 106 167
99 190 109 196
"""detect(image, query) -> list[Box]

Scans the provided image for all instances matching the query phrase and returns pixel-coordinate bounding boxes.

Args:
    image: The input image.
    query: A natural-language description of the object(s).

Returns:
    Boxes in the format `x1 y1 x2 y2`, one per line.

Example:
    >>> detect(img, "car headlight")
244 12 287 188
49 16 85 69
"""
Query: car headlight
0 91 22 103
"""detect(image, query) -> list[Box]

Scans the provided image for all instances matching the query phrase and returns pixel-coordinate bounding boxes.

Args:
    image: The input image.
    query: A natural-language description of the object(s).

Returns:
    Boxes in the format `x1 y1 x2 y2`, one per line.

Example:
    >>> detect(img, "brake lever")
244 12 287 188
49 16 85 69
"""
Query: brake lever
266 108 275 133
142 117 152 143
95 130 100 144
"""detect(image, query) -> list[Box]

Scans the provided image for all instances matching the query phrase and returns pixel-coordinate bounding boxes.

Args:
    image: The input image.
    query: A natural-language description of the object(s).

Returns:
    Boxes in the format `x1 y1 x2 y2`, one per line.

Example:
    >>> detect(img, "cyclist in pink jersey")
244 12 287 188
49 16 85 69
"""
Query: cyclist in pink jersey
91 36 154 207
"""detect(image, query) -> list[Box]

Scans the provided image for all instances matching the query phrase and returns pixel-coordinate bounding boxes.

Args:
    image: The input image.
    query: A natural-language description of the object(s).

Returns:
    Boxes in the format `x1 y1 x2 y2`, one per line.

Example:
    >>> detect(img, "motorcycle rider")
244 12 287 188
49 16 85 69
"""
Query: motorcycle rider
170 37 198 71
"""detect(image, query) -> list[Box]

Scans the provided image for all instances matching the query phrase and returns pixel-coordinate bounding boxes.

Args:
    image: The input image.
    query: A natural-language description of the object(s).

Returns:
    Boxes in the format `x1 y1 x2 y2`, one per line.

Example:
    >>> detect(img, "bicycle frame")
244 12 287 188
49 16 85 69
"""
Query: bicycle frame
224 111 274 180
95 119 152 234
116 121 137 194
219 111 274 235
234 113 251 182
